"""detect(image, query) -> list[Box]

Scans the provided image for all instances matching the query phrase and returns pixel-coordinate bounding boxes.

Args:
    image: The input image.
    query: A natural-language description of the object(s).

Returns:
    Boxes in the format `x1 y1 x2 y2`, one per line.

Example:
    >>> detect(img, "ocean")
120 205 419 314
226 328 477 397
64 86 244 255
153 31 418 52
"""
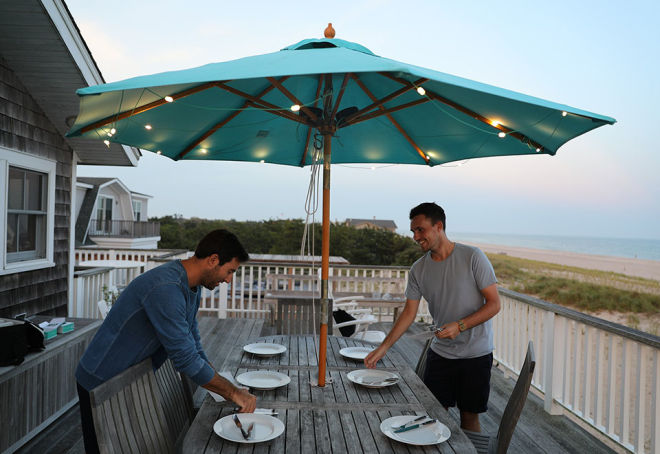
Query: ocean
450 232 660 262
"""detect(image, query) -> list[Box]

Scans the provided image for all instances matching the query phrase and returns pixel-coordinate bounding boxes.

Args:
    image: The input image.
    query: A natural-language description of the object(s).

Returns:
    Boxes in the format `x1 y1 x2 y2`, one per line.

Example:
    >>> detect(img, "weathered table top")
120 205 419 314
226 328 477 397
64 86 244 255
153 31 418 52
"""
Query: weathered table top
183 334 476 453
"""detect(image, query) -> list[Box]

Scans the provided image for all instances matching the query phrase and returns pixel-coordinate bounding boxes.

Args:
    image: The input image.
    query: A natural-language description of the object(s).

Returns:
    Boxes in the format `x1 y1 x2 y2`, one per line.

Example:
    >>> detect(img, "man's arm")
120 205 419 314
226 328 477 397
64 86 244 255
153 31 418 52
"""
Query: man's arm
201 373 256 413
364 299 420 368
436 283 501 339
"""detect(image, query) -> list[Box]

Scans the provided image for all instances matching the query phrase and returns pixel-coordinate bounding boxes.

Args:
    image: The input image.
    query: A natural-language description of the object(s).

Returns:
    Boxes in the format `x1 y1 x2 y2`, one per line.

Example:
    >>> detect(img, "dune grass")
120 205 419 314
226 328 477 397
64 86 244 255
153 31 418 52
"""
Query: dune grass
487 253 660 314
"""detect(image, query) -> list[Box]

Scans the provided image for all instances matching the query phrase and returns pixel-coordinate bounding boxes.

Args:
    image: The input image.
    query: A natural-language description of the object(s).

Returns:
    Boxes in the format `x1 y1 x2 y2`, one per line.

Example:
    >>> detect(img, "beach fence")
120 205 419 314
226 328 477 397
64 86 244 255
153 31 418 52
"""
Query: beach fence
495 288 659 454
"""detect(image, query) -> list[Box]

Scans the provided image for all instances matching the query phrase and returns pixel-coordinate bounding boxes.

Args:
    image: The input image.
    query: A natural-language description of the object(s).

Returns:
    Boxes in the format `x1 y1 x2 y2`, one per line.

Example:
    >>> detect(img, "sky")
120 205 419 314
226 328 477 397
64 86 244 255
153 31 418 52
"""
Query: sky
68 0 660 240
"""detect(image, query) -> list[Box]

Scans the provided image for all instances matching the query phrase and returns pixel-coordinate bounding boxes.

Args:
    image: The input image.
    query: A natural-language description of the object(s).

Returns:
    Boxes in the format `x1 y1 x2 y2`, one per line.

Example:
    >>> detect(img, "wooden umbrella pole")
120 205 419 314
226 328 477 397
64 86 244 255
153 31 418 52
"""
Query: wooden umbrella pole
318 132 331 387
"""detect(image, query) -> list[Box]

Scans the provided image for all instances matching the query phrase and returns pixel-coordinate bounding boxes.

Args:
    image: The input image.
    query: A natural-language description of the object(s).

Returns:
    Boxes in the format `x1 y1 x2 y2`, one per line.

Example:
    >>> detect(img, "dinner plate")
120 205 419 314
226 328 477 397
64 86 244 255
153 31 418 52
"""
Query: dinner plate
339 346 374 360
213 413 284 443
346 369 399 388
380 415 451 445
236 370 291 390
243 343 287 356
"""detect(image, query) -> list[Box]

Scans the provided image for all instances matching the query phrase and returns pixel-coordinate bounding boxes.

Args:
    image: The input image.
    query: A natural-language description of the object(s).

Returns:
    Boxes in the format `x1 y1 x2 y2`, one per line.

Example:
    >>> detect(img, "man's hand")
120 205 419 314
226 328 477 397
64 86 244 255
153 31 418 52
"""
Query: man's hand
364 345 388 368
231 387 256 413
436 322 460 340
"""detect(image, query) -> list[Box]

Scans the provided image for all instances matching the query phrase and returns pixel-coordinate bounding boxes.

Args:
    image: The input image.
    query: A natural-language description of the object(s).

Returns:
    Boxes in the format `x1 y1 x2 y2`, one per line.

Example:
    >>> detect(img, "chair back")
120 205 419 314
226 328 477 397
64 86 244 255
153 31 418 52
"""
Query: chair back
415 337 434 378
495 341 536 454
90 358 174 454
276 297 333 334
154 359 195 451
97 300 109 319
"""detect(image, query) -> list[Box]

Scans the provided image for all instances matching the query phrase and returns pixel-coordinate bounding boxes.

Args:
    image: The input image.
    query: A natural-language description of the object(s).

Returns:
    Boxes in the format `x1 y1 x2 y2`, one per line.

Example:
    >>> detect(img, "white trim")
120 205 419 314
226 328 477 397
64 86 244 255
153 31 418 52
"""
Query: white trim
0 147 57 274
68 153 78 315
75 181 93 189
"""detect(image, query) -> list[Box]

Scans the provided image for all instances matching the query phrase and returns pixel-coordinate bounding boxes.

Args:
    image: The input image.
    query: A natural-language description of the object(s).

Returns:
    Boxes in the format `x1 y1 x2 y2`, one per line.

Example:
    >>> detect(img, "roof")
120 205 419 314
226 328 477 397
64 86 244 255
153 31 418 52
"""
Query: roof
0 0 139 166
76 177 153 198
345 218 398 230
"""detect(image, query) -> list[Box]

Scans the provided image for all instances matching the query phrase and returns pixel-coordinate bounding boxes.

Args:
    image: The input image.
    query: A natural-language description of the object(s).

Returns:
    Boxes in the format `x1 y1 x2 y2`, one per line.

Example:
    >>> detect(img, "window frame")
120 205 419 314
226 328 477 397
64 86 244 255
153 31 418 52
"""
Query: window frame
0 147 56 275
132 199 142 221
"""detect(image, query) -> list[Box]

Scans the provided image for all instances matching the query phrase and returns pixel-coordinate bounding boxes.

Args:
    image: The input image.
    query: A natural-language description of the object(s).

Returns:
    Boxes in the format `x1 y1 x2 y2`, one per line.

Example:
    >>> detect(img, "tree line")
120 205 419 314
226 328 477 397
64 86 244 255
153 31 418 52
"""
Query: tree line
154 216 421 266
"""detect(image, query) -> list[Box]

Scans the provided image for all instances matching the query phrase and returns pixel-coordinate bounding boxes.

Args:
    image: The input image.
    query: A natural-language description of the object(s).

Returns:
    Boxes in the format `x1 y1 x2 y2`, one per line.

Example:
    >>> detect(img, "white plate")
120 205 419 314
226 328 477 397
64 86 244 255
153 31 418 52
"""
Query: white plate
236 370 291 390
213 413 284 443
346 369 399 388
339 346 374 360
243 343 287 356
380 415 451 446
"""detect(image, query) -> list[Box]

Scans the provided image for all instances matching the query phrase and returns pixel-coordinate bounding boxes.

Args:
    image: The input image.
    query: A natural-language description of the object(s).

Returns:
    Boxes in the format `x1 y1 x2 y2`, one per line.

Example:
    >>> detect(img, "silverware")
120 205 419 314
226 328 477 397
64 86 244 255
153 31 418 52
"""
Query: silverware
393 419 436 433
362 376 398 386
246 422 254 439
391 415 426 430
232 414 249 440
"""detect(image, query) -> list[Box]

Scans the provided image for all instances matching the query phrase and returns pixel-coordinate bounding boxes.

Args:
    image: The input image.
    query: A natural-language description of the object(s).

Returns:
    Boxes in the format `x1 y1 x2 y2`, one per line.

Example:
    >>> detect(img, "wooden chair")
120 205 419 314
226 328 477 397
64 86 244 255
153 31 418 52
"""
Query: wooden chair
89 358 174 454
276 297 333 335
464 341 536 454
154 359 195 451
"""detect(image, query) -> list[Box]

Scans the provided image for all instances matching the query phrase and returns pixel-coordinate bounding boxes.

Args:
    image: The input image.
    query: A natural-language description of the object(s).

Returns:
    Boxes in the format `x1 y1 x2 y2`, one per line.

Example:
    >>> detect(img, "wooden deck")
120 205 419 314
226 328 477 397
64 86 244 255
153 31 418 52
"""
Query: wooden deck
15 318 616 454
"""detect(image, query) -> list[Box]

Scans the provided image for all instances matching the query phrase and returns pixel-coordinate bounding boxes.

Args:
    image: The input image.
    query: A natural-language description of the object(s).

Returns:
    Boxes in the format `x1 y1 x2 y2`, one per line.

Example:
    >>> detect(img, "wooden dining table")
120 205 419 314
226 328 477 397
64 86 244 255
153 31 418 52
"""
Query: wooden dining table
183 334 476 453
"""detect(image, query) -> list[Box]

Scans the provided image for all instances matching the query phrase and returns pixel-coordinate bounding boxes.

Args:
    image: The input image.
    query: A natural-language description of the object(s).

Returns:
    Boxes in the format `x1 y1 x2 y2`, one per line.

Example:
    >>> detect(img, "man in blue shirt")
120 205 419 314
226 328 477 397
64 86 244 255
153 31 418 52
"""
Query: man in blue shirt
76 229 255 454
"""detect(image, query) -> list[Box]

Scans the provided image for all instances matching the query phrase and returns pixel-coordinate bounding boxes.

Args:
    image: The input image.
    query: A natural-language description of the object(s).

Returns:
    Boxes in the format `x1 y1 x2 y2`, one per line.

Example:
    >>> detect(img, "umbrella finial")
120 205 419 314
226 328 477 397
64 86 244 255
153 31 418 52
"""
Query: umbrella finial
324 23 335 38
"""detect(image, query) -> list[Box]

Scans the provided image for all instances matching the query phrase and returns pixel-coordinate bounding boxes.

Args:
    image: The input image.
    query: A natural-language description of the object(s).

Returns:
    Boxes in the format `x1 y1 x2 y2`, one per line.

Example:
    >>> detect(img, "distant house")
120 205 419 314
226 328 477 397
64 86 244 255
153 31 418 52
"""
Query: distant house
0 0 140 318
75 177 160 249
345 218 397 233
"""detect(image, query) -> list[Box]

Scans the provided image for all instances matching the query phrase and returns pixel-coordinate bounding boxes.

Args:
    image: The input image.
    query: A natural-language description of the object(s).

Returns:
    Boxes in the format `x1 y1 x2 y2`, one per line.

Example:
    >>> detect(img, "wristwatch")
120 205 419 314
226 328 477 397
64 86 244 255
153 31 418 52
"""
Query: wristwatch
457 319 467 332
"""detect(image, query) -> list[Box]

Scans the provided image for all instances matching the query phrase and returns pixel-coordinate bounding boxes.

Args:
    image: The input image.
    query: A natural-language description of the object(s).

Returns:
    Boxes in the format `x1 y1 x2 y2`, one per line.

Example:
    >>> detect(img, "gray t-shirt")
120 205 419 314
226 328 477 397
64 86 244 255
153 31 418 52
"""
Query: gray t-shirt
406 243 497 359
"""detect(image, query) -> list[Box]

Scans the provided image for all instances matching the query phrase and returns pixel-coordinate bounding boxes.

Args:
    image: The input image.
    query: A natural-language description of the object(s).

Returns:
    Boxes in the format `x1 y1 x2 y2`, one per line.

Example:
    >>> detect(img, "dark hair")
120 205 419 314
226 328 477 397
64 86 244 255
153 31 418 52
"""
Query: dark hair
194 229 249 264
409 202 446 230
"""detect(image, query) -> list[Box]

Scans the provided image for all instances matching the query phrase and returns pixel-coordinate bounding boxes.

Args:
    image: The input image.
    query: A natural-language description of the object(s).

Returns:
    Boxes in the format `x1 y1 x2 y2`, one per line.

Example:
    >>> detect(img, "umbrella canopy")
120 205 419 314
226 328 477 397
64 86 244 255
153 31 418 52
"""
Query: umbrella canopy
67 27 614 387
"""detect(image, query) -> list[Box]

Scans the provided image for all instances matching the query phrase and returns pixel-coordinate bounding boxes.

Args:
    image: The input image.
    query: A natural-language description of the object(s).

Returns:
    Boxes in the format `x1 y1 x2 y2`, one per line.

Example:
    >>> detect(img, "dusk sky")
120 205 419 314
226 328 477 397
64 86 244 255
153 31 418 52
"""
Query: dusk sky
68 0 660 240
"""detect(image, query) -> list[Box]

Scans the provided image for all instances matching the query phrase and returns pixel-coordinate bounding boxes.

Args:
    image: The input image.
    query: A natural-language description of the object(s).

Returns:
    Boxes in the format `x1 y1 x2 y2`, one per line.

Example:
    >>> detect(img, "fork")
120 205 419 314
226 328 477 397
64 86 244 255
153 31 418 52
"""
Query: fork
246 422 255 439
362 376 398 386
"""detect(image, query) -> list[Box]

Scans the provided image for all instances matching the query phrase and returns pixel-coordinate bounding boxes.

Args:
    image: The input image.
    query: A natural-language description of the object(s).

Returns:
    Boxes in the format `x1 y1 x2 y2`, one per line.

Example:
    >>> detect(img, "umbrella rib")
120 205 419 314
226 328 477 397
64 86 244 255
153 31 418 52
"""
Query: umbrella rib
175 77 290 160
379 72 547 151
213 81 311 126
329 73 351 120
342 98 430 126
79 82 218 134
349 74 430 165
299 75 324 167
266 77 319 124
342 77 428 125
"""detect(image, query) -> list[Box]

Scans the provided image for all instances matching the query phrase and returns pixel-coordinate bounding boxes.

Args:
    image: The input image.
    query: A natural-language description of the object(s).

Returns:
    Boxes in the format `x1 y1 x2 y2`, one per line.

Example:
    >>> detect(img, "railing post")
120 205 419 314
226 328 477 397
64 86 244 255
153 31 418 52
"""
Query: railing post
543 310 563 414
218 282 228 318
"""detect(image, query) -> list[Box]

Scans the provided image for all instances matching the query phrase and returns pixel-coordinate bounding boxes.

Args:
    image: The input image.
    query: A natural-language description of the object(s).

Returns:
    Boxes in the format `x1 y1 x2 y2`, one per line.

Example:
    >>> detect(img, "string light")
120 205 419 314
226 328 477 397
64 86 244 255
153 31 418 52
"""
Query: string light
156 150 162 155
291 104 301 112
103 140 110 146
498 132 506 138
200 148 207 154
164 96 174 103
416 86 426 96
110 128 116 134
145 124 152 130
491 120 500 127
536 147 541 152
562 111 568 117
260 159 265 163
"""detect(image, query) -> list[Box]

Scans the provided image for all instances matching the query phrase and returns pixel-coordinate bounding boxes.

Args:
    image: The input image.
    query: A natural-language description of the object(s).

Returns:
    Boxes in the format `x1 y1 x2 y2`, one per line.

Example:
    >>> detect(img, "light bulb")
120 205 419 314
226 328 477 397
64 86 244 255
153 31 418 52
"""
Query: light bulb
291 104 301 112
164 96 174 103
200 148 207 154
562 111 567 117
536 147 541 152
110 128 116 134
498 132 506 138
103 140 110 146
156 150 162 155
491 120 500 127
145 124 152 130
260 159 265 163
416 86 426 96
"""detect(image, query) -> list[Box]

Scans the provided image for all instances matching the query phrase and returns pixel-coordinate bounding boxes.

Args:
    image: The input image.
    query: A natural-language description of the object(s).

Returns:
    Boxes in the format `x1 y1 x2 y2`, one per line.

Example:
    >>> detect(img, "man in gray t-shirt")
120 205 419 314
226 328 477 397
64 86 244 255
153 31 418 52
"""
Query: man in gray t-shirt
365 202 501 433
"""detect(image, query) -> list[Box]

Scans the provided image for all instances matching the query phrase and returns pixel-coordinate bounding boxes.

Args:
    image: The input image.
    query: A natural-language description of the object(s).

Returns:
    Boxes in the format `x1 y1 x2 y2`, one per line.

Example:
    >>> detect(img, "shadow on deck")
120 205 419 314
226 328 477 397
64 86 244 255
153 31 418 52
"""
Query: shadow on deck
17 320 616 454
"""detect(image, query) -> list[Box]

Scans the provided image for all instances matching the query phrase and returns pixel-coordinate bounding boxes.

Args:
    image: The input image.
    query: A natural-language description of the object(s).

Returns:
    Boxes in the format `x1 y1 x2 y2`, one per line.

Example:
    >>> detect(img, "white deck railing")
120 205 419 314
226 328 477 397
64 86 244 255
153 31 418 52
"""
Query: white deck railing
495 288 659 454
69 250 658 453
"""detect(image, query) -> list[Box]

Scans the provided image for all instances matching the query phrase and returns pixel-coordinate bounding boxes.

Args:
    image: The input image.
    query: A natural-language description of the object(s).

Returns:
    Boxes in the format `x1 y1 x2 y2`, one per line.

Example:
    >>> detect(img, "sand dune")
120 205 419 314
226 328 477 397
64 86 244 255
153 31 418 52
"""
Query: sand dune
461 242 660 282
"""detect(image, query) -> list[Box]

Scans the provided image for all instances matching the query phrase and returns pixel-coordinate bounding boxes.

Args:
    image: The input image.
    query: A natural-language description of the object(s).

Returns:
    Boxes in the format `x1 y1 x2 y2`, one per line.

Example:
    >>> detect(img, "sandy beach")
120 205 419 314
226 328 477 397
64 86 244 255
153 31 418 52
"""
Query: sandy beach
461 242 660 282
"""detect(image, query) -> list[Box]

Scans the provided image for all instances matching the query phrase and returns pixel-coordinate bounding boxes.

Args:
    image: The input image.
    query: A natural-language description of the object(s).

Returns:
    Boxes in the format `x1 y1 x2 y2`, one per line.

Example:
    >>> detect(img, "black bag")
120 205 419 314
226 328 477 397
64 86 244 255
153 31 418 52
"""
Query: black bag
0 318 45 366
332 309 357 337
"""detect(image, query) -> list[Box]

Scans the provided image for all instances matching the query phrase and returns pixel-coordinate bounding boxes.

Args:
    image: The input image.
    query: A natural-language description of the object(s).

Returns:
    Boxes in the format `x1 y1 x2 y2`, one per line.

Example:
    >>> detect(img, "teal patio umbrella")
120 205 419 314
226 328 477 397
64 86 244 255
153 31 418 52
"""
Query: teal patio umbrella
67 25 615 386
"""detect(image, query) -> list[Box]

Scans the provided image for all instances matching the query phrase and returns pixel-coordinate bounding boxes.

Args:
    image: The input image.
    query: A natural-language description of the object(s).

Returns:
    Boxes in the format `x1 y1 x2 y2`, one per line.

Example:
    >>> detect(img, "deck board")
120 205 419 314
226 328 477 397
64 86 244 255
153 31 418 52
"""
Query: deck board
16 318 617 454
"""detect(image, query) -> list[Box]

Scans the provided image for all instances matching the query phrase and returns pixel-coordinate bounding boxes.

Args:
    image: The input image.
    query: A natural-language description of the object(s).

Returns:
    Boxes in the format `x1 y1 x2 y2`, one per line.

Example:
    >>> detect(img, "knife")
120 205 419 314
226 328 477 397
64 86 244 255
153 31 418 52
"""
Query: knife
246 422 254 440
232 414 250 439
391 415 426 430
393 419 436 433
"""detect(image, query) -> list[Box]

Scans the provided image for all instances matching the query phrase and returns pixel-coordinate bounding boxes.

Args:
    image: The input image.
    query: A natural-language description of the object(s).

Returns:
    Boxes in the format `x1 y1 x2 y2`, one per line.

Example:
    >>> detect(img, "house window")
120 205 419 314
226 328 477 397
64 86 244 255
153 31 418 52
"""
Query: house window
0 147 56 274
7 167 47 262
132 200 142 221
95 196 113 232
